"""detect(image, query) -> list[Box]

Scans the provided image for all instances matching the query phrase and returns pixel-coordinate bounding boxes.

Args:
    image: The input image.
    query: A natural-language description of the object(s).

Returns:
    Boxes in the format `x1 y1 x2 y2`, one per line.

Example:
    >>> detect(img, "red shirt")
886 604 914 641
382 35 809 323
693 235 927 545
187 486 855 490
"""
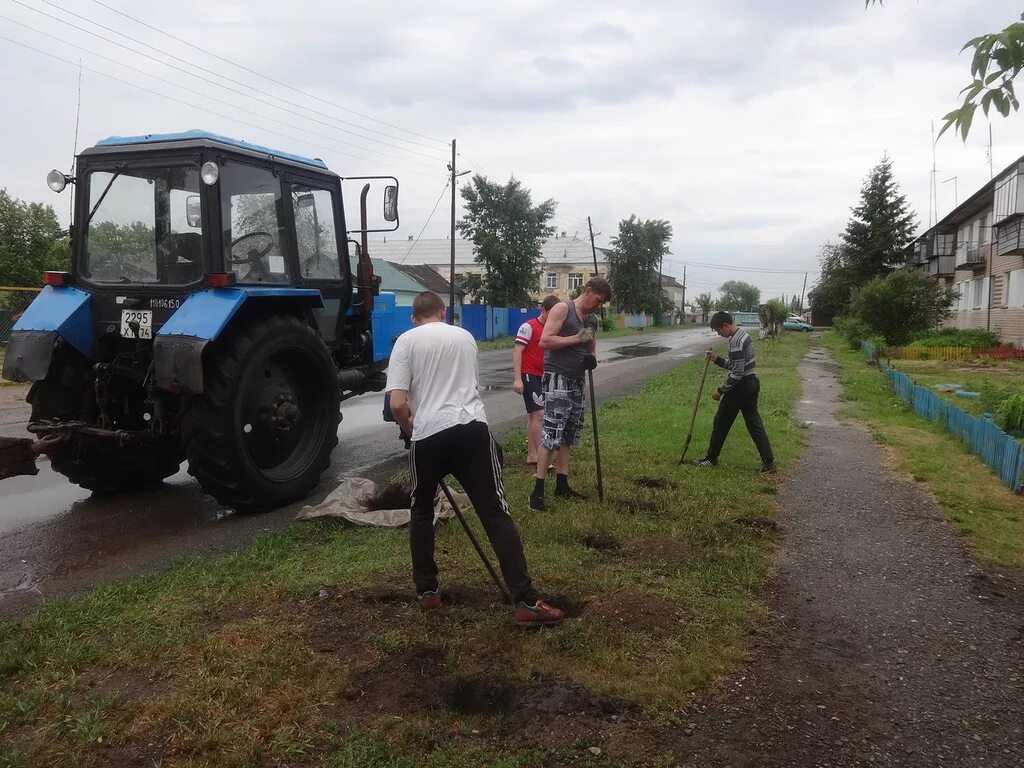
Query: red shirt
515 317 545 376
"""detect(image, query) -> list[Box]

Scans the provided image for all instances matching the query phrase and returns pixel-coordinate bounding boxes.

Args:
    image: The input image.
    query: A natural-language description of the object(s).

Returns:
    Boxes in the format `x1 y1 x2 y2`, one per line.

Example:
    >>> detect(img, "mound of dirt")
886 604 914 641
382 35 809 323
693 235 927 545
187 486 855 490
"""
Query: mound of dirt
622 536 693 563
585 589 686 632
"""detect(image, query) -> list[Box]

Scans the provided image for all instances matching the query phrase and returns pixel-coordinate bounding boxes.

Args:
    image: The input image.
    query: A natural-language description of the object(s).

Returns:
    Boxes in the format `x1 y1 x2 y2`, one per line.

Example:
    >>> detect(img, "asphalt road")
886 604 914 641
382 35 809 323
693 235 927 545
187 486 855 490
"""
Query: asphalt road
0 325 717 617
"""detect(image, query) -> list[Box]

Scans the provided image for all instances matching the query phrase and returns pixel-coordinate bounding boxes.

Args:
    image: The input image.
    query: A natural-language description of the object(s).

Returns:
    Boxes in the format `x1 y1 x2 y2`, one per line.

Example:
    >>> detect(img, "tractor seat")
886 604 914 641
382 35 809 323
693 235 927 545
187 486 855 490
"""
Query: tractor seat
158 233 203 283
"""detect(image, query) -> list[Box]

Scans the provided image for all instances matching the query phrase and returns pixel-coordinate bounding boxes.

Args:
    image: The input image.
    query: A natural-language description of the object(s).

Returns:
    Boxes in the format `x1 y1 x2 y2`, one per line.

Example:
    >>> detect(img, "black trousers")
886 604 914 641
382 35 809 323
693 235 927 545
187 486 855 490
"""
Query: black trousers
706 376 774 464
409 420 538 604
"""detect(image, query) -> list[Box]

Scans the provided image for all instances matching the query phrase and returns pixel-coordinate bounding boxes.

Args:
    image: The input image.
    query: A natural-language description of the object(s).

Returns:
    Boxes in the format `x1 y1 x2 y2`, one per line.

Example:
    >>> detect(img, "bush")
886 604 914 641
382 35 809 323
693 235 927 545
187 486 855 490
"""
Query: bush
600 314 617 332
833 315 872 350
847 271 956 346
995 394 1024 434
908 328 1000 349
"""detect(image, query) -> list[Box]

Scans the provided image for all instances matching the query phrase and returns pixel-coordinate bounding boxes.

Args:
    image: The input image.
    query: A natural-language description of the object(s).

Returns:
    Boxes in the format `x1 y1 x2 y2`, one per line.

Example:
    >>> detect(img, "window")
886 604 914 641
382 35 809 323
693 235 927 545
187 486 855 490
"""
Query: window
970 277 991 310
567 272 584 290
1008 269 1024 308
83 165 203 285
994 168 1020 222
291 186 342 280
546 272 558 289
221 163 288 284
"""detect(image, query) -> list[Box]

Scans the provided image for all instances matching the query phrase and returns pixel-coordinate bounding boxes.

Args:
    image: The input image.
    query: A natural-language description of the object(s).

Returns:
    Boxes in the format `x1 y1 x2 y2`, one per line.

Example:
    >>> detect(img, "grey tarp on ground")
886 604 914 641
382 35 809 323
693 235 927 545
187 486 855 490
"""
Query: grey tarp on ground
296 477 463 527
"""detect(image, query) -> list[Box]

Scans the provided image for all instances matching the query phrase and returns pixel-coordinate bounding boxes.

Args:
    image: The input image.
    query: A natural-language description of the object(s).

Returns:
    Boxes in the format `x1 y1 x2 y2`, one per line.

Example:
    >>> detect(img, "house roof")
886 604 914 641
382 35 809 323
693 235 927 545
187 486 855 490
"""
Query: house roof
371 258 431 294
392 263 453 295
917 153 1024 239
368 235 611 268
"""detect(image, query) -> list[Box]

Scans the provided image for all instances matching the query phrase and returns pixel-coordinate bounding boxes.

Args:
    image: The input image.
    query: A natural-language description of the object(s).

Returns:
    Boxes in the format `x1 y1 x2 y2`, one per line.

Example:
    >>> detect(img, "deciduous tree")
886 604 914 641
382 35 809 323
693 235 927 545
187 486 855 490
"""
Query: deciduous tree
457 176 555 307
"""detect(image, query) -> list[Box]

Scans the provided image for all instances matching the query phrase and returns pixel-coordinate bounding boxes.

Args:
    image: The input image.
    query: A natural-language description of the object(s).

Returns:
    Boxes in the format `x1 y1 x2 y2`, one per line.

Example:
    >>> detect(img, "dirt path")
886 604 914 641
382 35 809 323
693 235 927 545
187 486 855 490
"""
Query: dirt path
681 347 1024 767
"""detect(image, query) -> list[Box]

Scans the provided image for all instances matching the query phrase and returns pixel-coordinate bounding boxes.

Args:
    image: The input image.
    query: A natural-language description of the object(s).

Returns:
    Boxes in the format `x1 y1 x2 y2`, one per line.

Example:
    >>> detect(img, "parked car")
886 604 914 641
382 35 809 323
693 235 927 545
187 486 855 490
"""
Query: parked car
783 319 814 332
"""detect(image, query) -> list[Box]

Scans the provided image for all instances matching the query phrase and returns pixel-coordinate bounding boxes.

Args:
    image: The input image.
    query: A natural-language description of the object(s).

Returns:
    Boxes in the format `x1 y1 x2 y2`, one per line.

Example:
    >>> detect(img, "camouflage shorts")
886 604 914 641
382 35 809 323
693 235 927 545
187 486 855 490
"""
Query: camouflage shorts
540 373 586 450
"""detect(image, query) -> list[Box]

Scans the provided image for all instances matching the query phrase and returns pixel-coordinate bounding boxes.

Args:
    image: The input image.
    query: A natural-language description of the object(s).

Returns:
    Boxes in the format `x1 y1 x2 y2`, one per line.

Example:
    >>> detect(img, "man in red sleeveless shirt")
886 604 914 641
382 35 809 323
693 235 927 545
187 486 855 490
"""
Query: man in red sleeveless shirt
513 295 560 465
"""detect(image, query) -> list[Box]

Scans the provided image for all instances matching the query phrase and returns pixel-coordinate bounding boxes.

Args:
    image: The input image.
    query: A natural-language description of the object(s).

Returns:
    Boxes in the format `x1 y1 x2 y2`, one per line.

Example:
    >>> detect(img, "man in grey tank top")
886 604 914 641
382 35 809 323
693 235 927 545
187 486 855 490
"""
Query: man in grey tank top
530 277 612 511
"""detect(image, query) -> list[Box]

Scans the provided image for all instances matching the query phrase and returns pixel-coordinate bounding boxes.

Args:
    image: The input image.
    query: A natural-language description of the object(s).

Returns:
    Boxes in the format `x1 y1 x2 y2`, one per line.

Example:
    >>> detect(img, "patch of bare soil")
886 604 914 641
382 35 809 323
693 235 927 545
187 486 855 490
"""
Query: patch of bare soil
584 589 686 633
622 536 693 563
580 531 621 552
632 475 677 490
76 666 169 703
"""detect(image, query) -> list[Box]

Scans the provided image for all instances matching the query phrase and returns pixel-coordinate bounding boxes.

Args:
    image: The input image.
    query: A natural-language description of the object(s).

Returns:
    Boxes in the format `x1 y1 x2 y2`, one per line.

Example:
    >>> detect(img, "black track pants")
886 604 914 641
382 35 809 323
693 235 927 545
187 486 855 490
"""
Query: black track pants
706 376 774 465
409 420 538 604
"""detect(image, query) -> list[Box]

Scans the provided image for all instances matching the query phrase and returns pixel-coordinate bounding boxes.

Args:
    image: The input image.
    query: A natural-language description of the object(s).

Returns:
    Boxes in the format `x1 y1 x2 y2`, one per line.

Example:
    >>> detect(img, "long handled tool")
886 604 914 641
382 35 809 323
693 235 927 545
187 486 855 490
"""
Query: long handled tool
678 356 712 464
439 480 512 604
587 368 604 502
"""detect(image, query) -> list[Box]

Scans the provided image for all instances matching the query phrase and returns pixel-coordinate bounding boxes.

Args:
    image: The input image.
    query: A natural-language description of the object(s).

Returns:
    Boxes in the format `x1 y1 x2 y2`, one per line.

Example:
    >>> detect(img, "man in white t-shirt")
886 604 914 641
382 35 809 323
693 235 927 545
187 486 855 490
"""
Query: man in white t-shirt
386 291 564 626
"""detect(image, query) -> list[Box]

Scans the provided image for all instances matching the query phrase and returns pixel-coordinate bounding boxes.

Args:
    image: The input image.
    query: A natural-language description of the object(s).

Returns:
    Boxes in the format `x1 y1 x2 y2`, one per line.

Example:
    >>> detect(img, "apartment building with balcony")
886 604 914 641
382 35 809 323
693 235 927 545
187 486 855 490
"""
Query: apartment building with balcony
909 155 1024 346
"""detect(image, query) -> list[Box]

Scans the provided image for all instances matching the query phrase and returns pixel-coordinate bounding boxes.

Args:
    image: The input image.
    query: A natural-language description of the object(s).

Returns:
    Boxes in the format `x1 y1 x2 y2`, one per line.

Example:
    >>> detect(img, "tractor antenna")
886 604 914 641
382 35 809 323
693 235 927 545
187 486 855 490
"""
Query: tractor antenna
68 58 83 224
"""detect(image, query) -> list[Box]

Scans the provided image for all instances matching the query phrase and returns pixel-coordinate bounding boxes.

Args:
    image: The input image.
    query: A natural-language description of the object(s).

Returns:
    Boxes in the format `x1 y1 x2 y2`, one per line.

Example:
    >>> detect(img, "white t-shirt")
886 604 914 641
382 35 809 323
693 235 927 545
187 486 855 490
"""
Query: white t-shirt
385 321 488 441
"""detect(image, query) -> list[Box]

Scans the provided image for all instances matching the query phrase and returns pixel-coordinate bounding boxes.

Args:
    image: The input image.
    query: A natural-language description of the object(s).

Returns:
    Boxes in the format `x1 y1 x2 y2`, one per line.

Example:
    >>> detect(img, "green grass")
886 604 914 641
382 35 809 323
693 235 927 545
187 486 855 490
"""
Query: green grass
0 333 811 767
881 356 1024 418
824 332 1024 568
476 323 701 352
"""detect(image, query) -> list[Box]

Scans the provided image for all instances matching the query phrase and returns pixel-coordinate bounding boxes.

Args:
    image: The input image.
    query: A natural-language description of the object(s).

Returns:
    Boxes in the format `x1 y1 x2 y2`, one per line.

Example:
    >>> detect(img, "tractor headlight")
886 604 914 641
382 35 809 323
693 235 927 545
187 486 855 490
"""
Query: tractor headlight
201 161 219 186
46 169 69 193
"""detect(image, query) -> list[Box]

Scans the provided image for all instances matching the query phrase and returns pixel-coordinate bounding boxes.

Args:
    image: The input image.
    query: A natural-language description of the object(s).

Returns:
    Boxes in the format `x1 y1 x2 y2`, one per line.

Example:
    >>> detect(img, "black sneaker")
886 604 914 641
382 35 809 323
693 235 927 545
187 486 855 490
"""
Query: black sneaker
692 457 717 467
529 492 546 511
759 463 777 475
554 485 588 500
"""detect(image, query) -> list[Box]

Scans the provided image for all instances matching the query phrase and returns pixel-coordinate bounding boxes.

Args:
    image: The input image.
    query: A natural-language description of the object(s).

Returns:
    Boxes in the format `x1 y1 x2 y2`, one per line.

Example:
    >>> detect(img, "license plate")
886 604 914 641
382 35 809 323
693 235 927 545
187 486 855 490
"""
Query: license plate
120 309 153 339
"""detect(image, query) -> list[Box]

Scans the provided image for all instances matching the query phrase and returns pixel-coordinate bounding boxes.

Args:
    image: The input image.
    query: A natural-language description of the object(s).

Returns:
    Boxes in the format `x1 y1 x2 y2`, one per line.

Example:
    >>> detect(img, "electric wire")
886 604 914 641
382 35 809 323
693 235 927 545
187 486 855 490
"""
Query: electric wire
11 0 451 161
400 180 452 263
0 33 443 178
85 0 448 146
1 15 443 174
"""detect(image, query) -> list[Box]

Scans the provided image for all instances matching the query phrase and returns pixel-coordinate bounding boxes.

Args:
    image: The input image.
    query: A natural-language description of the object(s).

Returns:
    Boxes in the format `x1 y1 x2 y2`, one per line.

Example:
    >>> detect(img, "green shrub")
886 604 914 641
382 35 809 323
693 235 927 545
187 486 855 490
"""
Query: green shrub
847 271 957 346
600 314 617 332
995 394 1024 433
908 328 1000 349
833 315 872 350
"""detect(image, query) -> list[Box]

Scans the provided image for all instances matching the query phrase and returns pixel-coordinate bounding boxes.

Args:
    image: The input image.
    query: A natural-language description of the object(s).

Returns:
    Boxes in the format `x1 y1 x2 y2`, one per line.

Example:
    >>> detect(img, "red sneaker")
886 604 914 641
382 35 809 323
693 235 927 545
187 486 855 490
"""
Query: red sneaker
513 599 564 626
417 589 441 609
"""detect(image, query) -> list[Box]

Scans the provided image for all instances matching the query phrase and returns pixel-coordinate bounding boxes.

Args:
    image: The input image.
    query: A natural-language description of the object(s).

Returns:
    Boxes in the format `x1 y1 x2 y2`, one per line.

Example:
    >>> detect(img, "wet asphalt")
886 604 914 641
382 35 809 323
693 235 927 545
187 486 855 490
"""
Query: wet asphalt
0 325 717 618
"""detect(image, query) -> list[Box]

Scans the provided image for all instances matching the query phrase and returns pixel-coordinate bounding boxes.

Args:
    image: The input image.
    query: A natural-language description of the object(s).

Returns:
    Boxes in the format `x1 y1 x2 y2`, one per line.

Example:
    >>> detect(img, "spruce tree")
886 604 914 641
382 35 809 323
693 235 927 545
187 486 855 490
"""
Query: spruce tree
840 154 916 284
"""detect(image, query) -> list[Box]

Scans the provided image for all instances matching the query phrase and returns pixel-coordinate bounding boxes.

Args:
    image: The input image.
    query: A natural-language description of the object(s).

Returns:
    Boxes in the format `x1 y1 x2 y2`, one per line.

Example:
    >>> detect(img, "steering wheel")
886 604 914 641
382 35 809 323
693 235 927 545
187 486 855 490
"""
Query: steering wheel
228 231 275 265
228 234 276 282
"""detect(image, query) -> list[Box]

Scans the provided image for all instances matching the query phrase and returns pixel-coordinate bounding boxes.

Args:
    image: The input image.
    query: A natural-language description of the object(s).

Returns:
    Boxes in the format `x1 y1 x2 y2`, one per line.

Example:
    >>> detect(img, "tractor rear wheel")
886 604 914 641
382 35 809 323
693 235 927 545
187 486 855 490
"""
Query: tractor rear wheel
180 314 340 512
28 349 183 492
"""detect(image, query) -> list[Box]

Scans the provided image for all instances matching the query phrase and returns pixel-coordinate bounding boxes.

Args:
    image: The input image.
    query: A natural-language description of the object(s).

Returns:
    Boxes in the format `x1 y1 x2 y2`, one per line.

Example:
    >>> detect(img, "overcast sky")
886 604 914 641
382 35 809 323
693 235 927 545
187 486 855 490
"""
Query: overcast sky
3 0 1023 299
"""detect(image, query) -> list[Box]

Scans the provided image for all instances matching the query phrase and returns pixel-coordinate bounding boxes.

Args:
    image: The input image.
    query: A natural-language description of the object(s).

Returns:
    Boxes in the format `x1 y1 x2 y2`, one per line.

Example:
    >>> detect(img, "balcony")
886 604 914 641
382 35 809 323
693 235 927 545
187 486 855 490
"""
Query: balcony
954 241 989 269
927 255 954 277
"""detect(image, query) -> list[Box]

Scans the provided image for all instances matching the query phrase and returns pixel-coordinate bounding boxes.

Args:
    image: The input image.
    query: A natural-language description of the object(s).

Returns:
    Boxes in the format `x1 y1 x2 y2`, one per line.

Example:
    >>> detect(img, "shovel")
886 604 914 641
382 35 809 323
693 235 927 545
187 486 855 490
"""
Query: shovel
439 480 513 604
678 356 712 464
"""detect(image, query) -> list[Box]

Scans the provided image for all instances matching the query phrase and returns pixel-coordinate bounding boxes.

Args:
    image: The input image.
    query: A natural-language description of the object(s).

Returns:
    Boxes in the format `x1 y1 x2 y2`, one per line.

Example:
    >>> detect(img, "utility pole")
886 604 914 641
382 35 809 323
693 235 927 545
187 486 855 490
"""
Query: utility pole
587 216 599 276
798 271 807 314
682 265 686 313
449 139 457 324
447 140 471 324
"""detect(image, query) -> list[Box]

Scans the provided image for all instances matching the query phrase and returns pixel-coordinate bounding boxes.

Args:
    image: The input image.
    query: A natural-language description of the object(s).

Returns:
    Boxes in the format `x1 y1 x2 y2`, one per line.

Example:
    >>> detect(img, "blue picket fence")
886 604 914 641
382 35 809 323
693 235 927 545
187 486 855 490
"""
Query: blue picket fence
861 341 1024 493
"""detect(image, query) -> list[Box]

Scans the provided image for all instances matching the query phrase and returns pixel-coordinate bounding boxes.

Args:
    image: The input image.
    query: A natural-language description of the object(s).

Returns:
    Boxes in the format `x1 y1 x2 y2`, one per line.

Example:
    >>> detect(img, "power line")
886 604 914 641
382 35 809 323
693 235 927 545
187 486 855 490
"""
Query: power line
0 33 443 178
85 0 447 147
12 0 451 162
664 257 820 275
1 15 443 174
400 180 451 264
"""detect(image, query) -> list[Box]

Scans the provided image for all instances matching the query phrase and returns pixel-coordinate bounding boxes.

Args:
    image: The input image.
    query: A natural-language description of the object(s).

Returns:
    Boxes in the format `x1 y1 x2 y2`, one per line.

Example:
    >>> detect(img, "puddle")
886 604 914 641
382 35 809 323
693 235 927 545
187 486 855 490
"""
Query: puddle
609 344 671 358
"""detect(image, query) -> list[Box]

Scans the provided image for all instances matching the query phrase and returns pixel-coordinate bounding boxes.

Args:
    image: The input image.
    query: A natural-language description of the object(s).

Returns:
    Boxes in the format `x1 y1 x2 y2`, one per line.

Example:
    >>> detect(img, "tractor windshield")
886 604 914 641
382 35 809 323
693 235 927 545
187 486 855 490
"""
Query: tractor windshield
82 165 204 285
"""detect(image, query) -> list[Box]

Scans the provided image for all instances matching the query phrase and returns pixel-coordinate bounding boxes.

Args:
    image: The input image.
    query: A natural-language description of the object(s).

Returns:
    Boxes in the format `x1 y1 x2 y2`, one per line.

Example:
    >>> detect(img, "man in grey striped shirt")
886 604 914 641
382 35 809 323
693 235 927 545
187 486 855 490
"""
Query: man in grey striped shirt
693 311 776 473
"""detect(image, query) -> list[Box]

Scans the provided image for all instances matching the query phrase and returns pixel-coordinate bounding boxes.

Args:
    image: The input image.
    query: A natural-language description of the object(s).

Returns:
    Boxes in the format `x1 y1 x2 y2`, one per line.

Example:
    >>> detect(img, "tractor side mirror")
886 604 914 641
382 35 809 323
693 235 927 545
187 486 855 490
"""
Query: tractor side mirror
186 195 201 228
296 193 315 209
383 185 399 222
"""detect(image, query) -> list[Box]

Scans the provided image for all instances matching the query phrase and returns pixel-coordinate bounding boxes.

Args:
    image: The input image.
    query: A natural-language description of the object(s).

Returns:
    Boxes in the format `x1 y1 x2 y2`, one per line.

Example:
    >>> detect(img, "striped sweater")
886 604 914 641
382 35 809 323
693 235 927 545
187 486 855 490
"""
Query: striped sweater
713 328 757 393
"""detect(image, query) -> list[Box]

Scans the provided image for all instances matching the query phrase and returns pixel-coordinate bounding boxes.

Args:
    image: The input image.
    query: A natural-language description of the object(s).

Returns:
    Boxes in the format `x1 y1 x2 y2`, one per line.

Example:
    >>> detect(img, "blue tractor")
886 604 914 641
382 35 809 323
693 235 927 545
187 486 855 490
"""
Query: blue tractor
3 131 400 511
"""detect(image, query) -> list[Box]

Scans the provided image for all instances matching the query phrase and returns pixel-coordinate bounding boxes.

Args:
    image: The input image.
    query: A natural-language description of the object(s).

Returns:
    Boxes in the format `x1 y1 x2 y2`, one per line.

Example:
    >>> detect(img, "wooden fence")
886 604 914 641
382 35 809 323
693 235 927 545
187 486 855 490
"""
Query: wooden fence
861 341 1024 494
871 344 1024 361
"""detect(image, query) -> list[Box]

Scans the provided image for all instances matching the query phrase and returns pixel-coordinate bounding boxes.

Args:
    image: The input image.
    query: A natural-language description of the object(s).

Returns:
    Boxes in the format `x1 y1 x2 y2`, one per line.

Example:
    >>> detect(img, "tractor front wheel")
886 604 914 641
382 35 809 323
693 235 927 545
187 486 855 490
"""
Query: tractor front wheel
180 314 340 512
